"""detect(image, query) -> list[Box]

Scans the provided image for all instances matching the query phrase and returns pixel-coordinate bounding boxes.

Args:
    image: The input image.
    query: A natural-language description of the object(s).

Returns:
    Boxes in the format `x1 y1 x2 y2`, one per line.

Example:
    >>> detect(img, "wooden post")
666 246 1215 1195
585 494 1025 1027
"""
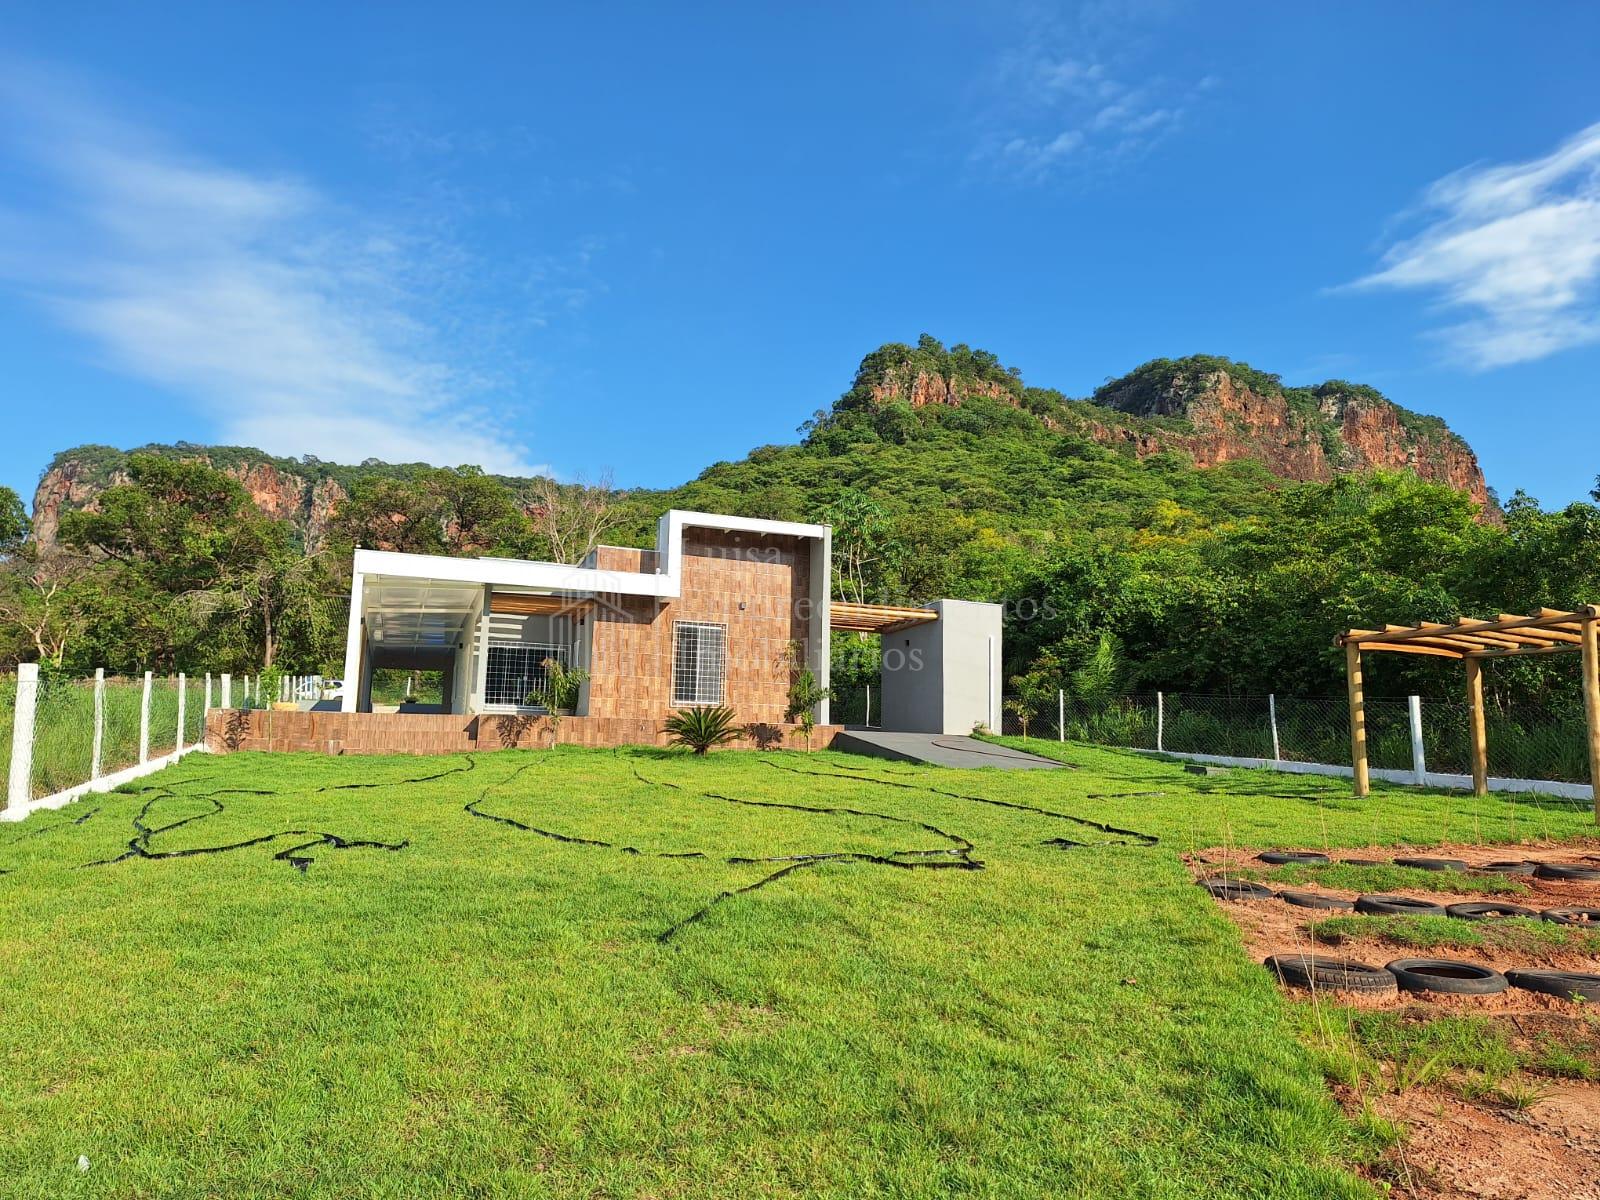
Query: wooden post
1581 616 1600 825
1345 643 1369 797
1465 657 1488 798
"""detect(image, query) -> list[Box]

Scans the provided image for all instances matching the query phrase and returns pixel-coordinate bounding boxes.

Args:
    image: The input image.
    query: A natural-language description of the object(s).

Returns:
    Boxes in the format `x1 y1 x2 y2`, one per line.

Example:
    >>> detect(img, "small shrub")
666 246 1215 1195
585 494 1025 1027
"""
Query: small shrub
664 706 741 755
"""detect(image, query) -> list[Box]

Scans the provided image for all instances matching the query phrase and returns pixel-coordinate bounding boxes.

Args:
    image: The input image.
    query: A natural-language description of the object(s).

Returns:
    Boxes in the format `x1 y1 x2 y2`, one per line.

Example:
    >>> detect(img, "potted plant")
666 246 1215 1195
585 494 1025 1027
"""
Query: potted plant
527 658 589 749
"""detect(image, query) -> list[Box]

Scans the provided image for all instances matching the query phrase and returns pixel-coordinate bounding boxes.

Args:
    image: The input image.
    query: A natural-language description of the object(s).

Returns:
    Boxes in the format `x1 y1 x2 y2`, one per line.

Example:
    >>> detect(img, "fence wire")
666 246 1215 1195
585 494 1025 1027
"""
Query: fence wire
1001 690 1594 786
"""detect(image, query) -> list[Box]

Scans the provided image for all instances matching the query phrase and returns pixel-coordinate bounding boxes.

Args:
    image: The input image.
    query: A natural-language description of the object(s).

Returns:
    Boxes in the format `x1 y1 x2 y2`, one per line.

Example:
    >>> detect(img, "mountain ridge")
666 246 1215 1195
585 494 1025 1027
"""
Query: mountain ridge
27 340 1492 549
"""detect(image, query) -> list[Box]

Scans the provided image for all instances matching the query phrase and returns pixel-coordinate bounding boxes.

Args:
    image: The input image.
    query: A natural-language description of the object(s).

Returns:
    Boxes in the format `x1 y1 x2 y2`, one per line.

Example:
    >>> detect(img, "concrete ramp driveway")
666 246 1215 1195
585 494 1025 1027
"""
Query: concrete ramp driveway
833 731 1065 769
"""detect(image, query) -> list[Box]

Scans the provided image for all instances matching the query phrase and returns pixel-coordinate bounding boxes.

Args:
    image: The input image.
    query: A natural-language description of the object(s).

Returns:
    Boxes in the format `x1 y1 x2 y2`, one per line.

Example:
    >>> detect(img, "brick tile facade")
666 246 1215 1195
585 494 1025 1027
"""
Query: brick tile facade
206 709 840 755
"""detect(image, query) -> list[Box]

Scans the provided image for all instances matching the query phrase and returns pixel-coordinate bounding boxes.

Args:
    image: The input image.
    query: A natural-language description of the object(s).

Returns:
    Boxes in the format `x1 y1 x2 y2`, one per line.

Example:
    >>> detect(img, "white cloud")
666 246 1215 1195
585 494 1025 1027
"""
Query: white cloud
0 63 549 474
972 43 1208 181
1351 122 1600 369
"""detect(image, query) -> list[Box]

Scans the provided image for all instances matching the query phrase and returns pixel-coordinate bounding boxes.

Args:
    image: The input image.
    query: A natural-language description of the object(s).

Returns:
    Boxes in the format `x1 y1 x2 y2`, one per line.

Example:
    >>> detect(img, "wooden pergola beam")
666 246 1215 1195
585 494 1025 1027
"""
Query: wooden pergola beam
1339 606 1600 818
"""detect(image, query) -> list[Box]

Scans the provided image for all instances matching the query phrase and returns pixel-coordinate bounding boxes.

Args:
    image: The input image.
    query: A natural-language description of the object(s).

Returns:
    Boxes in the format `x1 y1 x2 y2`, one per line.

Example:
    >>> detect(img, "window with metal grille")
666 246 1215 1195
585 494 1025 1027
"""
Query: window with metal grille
672 621 726 706
484 642 569 708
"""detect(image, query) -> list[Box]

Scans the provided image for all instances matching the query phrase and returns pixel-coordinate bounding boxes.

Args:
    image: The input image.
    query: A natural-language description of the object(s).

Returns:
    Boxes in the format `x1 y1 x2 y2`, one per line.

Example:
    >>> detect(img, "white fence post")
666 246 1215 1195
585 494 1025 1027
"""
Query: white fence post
6 663 39 816
1408 694 1427 785
221 673 232 710
138 670 153 764
1058 688 1065 743
1269 693 1281 763
865 685 872 728
176 673 187 754
91 668 106 780
1156 691 1165 753
204 672 212 717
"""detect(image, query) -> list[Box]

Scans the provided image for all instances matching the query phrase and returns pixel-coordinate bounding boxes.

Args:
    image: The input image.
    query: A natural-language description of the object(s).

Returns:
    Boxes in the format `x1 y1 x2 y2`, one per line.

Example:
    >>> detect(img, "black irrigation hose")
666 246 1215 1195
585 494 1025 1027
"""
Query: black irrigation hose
464 755 985 942
74 759 461 873
758 758 1160 849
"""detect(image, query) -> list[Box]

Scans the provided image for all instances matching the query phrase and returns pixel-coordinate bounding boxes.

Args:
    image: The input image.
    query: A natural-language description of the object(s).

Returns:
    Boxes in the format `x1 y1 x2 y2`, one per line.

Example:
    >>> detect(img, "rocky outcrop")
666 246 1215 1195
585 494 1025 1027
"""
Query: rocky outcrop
867 367 1014 409
1090 366 1490 508
30 453 348 550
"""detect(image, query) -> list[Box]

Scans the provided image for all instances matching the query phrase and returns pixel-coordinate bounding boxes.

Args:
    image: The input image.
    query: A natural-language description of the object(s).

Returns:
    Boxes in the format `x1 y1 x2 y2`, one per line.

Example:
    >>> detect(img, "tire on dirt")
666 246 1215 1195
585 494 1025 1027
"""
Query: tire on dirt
1386 958 1508 995
1476 860 1543 876
1354 895 1448 917
1394 856 1469 872
1534 863 1600 882
1506 969 1600 1003
1199 877 1274 901
1258 850 1332 866
1278 890 1354 911
1541 907 1600 926
1264 954 1397 994
1444 901 1537 921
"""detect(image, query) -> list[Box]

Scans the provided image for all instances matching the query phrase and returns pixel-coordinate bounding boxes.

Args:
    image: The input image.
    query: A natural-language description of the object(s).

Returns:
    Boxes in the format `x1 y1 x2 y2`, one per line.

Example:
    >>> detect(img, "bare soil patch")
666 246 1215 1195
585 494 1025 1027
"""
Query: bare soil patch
1193 840 1600 1197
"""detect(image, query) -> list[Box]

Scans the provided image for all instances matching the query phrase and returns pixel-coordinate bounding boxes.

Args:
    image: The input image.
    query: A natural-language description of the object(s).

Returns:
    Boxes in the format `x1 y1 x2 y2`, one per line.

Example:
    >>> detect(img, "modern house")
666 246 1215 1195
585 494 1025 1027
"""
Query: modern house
329 508 1000 747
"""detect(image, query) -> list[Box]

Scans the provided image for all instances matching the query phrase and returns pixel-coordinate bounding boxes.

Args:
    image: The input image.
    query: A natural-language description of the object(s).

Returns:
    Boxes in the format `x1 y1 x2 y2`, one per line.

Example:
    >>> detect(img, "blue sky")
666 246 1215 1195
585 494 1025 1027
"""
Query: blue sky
2 2 1598 509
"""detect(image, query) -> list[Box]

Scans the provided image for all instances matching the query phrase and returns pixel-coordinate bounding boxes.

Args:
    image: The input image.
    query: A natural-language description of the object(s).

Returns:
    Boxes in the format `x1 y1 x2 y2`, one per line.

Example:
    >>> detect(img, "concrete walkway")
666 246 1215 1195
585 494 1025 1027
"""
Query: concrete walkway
833 730 1065 770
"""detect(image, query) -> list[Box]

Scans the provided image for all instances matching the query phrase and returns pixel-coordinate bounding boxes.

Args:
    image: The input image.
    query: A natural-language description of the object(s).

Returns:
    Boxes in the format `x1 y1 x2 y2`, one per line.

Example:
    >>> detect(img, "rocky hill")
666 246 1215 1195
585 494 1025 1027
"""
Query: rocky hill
27 341 1492 546
841 342 1489 508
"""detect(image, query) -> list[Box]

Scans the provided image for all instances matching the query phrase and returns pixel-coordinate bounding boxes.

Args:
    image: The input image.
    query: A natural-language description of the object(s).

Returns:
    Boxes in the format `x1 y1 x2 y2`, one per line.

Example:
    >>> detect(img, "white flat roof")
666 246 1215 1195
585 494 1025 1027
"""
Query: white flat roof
351 510 831 651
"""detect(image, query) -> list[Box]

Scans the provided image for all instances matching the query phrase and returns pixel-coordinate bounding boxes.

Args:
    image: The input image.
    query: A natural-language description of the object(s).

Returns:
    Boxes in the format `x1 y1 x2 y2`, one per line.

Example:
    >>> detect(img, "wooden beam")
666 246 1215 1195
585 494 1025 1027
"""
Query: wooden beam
1345 607 1598 648
1465 657 1488 798
1583 616 1600 826
1346 642 1369 798
490 592 590 617
1351 642 1463 659
1467 643 1581 659
1494 619 1581 644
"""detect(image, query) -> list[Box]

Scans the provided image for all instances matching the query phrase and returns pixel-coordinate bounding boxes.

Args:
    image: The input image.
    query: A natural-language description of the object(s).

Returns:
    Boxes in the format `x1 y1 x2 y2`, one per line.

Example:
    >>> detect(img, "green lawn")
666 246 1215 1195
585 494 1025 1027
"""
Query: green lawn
1 742 1594 1199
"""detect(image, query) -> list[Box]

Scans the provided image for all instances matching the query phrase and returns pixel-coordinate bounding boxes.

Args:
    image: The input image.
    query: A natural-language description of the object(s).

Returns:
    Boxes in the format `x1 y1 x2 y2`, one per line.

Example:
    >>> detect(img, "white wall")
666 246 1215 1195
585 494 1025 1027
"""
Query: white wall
879 600 1003 735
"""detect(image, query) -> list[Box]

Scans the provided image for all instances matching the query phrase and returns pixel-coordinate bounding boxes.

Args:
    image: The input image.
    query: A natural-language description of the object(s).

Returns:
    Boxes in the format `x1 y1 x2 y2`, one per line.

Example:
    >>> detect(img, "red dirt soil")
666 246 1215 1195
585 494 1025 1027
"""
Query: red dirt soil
1190 841 1600 1198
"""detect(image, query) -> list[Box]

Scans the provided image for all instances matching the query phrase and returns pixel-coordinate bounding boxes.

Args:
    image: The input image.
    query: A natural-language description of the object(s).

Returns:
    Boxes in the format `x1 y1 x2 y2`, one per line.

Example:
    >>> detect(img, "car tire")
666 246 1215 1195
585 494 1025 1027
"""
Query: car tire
1534 863 1600 882
1540 907 1600 926
1476 860 1543 876
1278 890 1354 910
1445 901 1537 921
1258 850 1332 866
1355 895 1448 917
1386 958 1508 995
1506 969 1600 1003
1395 856 1469 872
1265 954 1397 994
1200 877 1274 901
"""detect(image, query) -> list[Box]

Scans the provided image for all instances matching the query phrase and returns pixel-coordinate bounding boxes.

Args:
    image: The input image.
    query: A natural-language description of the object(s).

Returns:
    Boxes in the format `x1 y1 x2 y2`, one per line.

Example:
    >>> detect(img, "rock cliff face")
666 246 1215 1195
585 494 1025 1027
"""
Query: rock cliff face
30 452 349 551
1087 364 1489 508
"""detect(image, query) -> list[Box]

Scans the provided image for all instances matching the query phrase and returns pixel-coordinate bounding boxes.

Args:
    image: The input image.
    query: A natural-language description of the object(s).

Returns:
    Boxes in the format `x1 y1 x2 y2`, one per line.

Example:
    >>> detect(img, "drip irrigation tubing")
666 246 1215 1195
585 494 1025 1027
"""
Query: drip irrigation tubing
73 757 477 872
461 754 985 942
758 758 1160 849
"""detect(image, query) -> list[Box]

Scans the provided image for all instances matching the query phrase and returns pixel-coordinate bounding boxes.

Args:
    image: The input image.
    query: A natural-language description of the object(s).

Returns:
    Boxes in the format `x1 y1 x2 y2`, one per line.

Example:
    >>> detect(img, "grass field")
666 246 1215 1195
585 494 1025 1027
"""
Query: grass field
1 742 1595 1199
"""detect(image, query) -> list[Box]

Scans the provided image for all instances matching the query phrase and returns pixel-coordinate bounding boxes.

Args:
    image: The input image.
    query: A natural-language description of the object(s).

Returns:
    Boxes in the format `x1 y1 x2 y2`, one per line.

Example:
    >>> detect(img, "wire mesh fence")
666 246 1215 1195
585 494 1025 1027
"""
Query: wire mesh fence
4 669 253 810
1000 689 1595 786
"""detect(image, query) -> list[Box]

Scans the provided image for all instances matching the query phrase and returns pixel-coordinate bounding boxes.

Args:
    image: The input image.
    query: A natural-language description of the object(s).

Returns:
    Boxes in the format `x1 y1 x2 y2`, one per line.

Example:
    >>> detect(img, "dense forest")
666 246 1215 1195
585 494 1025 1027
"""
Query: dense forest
4 337 1598 721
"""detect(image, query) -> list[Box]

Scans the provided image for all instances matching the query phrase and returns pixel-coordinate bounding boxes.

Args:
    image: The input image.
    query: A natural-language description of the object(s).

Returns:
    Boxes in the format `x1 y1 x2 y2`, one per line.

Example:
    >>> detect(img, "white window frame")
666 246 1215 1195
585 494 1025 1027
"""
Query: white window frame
483 640 570 710
672 621 727 706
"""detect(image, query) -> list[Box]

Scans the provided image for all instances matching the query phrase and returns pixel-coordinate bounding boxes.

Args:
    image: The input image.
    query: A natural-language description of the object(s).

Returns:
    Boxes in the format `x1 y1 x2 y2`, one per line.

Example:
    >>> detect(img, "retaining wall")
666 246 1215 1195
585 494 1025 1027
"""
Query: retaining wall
206 709 841 755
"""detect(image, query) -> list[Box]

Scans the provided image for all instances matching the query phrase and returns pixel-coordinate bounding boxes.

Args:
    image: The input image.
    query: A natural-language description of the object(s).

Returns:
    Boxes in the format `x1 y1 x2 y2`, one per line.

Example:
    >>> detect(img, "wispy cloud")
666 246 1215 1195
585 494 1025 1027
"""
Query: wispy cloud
1350 122 1600 369
0 62 553 474
972 36 1215 182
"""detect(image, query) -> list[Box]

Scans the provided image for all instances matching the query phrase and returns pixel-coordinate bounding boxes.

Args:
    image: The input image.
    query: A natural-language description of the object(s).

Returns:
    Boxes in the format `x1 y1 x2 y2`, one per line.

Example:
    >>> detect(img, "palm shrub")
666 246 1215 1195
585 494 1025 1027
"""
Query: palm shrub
664 705 741 754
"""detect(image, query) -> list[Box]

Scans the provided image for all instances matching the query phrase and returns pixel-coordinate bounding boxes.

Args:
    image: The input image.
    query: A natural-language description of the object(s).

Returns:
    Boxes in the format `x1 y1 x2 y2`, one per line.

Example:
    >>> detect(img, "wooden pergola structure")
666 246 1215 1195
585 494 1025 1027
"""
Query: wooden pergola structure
828 602 938 634
1336 606 1600 819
